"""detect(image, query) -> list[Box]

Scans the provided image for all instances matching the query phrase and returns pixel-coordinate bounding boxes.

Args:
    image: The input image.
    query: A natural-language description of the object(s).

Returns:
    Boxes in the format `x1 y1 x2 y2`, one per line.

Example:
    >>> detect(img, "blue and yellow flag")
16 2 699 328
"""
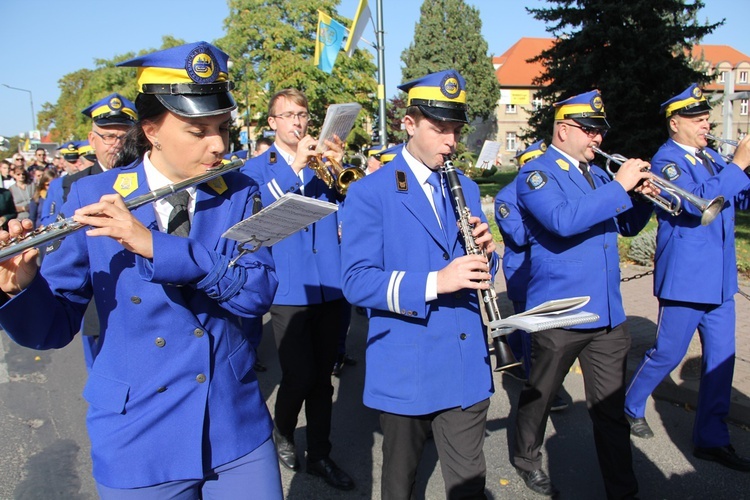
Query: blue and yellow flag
314 11 346 74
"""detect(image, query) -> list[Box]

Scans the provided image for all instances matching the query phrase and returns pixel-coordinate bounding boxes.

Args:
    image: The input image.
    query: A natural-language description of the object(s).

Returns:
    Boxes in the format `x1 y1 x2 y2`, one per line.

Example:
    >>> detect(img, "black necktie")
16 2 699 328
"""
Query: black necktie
166 191 191 236
696 150 715 175
580 162 596 189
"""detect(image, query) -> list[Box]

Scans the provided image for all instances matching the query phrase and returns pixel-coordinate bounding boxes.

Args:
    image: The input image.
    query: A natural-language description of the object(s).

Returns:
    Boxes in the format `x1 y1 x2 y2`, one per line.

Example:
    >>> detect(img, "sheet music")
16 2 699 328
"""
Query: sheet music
317 103 362 152
222 193 338 247
476 140 501 169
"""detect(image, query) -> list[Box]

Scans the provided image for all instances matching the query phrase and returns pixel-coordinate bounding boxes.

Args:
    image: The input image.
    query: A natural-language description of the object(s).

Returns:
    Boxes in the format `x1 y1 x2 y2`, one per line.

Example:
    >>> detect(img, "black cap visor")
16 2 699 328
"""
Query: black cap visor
571 115 611 130
156 92 237 118
94 114 136 128
674 100 712 117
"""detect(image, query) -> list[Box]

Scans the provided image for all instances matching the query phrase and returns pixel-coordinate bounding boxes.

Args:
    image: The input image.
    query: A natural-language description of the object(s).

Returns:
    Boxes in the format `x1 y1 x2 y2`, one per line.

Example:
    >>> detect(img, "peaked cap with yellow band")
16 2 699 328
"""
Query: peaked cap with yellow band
75 140 97 162
367 144 385 157
117 41 236 118
56 141 80 162
554 89 610 129
81 93 137 127
398 70 469 123
376 143 404 165
661 83 712 118
515 140 547 167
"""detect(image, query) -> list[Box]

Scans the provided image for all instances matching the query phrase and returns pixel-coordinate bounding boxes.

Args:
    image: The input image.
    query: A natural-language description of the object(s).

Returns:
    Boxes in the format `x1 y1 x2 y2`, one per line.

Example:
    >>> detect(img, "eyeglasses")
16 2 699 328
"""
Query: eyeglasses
14 157 23 162
272 112 310 121
564 122 608 138
93 130 127 145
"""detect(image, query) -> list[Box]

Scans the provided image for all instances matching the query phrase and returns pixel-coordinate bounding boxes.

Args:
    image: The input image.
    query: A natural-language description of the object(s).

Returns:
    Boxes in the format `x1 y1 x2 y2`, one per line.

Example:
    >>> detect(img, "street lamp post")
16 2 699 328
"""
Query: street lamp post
1 84 36 132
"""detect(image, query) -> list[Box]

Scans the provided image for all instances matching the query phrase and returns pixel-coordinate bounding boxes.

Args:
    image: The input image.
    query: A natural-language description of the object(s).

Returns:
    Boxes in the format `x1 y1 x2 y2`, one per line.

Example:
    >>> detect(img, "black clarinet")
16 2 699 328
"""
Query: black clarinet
441 157 521 371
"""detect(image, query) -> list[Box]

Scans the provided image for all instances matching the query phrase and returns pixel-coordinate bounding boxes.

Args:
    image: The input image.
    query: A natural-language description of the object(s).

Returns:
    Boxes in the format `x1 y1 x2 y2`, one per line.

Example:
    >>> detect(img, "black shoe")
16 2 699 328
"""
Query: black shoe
550 394 569 412
516 468 558 497
694 444 750 472
307 457 355 490
273 428 299 471
626 415 654 439
253 361 267 372
503 364 528 381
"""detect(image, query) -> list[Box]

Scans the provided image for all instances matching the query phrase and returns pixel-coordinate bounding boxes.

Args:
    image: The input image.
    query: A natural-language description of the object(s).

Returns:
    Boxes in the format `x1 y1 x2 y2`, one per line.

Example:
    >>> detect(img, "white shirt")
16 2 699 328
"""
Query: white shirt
143 153 196 233
401 146 442 302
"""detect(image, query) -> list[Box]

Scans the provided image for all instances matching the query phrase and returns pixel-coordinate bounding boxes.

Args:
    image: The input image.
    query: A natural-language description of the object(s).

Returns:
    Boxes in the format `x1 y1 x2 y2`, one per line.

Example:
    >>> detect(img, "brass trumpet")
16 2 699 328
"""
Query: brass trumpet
294 130 365 196
307 154 365 196
592 147 724 226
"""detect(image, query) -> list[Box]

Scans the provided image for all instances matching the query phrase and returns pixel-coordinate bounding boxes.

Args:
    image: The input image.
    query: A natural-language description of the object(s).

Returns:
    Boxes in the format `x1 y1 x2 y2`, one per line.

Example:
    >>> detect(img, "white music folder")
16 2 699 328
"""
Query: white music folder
223 193 338 255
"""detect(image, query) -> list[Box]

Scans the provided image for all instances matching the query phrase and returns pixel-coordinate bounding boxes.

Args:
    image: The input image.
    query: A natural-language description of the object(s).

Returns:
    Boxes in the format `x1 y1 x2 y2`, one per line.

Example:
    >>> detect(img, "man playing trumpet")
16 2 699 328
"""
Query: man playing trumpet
625 84 750 472
240 89 354 491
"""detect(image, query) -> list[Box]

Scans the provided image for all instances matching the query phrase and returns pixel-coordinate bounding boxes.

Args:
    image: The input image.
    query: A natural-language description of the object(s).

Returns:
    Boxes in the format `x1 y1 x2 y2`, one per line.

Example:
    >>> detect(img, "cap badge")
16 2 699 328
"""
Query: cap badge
592 95 603 111
186 45 217 84
440 74 461 99
109 97 123 111
692 86 703 99
539 143 547 152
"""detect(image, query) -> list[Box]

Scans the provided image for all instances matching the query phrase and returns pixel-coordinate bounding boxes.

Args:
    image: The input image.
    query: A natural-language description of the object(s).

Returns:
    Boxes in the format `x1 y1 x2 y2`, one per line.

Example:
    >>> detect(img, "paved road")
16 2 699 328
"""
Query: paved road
1 301 750 499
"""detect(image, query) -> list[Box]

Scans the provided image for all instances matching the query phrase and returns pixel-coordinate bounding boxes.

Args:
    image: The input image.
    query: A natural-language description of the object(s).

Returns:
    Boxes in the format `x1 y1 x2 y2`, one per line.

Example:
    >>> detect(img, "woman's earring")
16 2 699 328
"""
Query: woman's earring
154 141 162 151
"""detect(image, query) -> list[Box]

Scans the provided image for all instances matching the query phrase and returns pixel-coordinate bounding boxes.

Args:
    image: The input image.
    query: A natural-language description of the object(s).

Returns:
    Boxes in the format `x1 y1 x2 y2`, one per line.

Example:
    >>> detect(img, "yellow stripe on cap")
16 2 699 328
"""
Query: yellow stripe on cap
518 149 543 167
89 103 137 120
665 96 703 118
554 103 605 120
408 86 467 106
136 67 228 90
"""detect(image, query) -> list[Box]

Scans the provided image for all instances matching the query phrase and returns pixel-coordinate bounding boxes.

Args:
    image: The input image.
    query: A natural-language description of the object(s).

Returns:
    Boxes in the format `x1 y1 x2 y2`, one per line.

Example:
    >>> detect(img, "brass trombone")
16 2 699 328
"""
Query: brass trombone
592 147 724 226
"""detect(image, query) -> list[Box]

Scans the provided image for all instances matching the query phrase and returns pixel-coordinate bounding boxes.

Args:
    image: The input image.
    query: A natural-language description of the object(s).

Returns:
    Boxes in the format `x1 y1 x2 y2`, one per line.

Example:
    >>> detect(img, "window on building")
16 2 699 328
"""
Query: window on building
740 71 749 84
718 71 727 83
506 132 517 151
741 99 749 116
505 104 517 114
532 98 543 111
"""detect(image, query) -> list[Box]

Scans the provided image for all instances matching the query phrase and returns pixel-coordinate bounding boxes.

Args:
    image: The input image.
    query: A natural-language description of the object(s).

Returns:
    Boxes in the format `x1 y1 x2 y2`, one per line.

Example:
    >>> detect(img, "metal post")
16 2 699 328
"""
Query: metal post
2 84 35 132
376 0 387 148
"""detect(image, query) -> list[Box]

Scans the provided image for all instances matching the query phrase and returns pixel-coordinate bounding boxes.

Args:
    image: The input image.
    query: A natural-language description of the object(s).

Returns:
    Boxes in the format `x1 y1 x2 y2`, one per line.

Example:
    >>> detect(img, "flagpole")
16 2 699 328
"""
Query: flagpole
376 0 387 148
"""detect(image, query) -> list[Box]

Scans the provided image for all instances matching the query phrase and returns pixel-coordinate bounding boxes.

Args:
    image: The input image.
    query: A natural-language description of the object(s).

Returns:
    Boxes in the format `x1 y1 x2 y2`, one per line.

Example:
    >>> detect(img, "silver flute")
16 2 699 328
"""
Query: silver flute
0 159 245 263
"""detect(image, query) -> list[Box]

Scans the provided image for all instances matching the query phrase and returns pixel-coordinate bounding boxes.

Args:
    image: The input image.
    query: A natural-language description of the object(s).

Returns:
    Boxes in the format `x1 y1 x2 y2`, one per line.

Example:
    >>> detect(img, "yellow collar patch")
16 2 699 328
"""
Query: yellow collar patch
207 175 228 195
685 153 697 166
113 173 139 198
555 158 570 171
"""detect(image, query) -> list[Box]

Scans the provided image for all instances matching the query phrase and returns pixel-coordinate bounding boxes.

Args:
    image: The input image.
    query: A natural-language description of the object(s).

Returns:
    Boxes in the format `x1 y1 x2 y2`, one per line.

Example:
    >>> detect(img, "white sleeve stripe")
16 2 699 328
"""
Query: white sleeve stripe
268 179 283 200
387 271 405 313
392 271 405 313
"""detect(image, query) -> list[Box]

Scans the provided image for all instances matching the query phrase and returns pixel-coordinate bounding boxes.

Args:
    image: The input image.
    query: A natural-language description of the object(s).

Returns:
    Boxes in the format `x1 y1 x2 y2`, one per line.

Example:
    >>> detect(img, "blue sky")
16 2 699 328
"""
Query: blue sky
1 0 748 139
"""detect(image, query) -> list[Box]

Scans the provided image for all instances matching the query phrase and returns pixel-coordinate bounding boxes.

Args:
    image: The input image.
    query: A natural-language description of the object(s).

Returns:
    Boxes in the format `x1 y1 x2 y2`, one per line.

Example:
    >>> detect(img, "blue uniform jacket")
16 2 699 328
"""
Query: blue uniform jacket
40 176 63 226
242 144 343 305
0 161 278 489
340 155 495 416
516 148 653 328
651 140 750 304
494 179 530 303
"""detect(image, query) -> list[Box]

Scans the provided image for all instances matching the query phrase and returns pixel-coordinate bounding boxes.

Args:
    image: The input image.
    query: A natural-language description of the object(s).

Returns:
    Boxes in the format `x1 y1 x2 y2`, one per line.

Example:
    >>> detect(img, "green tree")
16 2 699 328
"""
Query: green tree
219 0 378 151
38 36 189 142
399 0 501 129
524 0 722 159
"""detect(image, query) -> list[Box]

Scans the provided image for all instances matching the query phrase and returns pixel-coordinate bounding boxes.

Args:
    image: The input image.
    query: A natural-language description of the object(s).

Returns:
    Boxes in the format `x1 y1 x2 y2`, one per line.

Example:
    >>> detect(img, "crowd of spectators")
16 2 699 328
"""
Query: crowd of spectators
2 147 60 229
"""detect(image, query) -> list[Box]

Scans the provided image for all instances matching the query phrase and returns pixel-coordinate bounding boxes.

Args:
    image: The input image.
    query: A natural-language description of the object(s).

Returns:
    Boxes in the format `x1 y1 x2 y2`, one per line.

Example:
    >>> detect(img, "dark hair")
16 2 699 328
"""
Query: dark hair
255 137 273 151
33 168 57 202
114 94 168 168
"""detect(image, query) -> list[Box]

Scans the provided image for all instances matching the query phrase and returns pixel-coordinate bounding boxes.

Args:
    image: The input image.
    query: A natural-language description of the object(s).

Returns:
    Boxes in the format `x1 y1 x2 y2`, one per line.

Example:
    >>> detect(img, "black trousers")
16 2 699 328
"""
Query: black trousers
270 299 344 462
512 324 638 500
380 399 490 500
